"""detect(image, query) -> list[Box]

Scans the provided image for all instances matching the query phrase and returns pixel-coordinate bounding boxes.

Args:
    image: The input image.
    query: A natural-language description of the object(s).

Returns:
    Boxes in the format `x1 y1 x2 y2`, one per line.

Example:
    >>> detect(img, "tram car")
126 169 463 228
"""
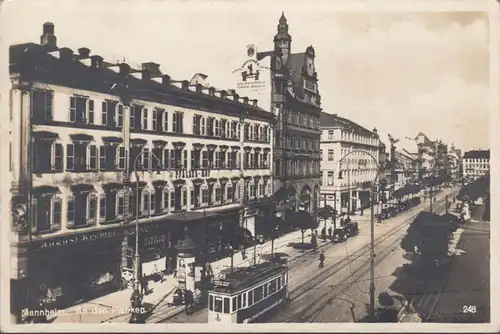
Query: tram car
207 262 289 323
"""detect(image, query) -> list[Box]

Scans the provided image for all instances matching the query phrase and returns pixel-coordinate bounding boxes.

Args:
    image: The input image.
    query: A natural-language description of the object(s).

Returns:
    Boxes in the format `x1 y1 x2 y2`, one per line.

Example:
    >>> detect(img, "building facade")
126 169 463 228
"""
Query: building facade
392 137 419 189
319 112 379 214
232 13 321 219
462 150 490 180
9 23 275 316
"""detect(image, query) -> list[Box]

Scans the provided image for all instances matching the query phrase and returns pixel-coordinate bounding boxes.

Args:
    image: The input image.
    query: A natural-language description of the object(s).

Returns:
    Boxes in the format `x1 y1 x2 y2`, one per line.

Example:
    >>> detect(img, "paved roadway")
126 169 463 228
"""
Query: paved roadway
162 189 457 323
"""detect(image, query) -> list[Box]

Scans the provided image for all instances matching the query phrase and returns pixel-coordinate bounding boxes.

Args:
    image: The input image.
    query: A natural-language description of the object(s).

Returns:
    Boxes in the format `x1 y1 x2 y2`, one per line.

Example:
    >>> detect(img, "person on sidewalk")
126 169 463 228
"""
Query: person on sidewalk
321 227 326 241
184 289 194 315
328 226 332 239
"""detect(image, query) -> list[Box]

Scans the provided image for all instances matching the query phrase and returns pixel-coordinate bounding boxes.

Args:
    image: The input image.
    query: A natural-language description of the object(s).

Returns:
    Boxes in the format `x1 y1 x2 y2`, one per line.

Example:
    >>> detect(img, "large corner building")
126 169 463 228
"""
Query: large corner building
9 23 275 316
232 13 322 220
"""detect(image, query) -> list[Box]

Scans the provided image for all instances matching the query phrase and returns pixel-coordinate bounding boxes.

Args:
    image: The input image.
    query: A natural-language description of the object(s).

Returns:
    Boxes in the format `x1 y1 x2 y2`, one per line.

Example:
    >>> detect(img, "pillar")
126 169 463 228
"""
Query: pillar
177 253 196 291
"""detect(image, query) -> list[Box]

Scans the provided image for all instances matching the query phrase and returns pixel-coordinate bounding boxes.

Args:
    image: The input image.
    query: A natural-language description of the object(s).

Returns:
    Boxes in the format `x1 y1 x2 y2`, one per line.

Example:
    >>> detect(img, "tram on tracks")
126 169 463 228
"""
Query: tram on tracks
207 262 289 323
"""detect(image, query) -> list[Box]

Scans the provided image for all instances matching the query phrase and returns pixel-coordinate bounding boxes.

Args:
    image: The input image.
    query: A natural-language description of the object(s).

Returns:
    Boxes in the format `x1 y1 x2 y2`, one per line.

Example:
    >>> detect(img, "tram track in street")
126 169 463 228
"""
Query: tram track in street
286 198 448 302
271 195 453 322
283 200 451 322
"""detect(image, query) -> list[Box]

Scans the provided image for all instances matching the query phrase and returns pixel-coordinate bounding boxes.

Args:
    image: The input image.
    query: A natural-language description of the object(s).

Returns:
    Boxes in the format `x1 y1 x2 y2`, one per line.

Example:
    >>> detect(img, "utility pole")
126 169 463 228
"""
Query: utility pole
369 182 376 320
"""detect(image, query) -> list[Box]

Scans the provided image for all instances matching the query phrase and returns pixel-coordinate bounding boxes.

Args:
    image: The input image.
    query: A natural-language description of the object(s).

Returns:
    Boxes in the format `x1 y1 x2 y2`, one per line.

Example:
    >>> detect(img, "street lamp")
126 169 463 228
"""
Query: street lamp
129 150 162 324
338 150 380 321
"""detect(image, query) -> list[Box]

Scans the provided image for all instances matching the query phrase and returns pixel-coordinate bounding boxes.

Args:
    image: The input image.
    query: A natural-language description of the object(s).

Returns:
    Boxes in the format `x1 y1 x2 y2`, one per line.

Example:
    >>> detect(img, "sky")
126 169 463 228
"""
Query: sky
1 0 496 151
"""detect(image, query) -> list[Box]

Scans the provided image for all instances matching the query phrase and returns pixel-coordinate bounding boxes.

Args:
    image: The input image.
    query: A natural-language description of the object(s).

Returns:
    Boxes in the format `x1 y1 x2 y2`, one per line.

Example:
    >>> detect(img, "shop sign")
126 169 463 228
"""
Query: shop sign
37 230 119 249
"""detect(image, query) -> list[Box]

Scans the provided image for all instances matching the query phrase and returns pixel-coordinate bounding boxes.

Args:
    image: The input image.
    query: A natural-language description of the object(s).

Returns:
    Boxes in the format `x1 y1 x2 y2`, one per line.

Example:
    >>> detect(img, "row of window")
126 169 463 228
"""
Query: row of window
321 129 378 146
31 181 272 233
320 169 378 187
274 159 320 178
32 91 271 141
284 109 320 130
208 272 288 314
33 140 271 173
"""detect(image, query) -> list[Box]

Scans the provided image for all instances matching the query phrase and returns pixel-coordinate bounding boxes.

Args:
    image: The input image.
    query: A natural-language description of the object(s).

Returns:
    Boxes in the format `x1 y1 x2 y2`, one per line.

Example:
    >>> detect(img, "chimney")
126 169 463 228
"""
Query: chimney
195 84 202 93
141 62 160 75
182 80 189 90
209 87 215 96
372 127 378 135
161 74 171 85
227 89 236 95
219 90 227 99
77 47 91 58
243 97 249 104
252 99 258 107
59 47 73 61
233 93 239 102
40 22 57 47
119 63 130 77
90 55 103 68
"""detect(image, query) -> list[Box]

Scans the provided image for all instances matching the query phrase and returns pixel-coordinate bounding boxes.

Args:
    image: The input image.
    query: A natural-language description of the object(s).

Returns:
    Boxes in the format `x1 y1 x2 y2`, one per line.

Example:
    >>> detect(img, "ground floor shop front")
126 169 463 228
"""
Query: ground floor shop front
11 205 270 320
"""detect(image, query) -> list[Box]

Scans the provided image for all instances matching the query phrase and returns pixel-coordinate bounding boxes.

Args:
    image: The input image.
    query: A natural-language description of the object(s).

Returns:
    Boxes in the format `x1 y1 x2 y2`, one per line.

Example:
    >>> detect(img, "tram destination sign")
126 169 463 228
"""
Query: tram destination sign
213 280 231 287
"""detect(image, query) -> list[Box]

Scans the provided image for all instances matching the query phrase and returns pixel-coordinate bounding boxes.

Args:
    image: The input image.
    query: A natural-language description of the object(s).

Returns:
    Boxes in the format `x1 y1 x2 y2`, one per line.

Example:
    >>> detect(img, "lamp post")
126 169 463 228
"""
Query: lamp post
129 150 162 324
338 150 380 321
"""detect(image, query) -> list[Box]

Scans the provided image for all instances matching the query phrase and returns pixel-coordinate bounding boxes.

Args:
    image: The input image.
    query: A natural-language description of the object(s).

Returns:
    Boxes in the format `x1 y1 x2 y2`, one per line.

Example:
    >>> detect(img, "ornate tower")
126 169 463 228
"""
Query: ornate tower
274 12 292 64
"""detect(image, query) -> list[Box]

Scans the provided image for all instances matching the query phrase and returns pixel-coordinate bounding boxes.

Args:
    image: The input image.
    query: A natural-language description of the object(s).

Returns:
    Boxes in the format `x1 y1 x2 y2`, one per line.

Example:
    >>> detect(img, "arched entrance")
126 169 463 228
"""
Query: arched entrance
298 185 312 213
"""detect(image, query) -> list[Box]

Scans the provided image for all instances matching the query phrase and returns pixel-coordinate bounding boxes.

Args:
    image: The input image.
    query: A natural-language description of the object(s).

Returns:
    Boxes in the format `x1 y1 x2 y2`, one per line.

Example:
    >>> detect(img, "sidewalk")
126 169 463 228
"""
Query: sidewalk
52 228 314 324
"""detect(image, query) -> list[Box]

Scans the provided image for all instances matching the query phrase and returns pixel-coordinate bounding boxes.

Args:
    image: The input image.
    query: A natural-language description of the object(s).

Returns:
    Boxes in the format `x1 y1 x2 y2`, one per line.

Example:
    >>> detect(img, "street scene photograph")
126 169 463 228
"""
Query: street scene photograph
1 0 496 331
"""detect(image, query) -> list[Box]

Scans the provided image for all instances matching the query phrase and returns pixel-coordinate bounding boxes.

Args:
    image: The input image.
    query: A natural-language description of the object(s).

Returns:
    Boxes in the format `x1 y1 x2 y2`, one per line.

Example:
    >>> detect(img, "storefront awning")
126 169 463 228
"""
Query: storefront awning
231 145 240 150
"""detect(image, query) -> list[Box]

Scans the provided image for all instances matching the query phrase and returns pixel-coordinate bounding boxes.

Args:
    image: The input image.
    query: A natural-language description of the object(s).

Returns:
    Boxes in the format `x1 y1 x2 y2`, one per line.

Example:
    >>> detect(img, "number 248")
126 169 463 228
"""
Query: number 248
463 305 477 313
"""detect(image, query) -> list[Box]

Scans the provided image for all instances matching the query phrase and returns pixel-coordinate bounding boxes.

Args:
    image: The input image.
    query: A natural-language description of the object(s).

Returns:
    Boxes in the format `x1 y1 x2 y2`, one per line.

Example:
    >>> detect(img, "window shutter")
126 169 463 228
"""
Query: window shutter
90 145 97 170
67 196 75 228
143 108 148 130
150 190 155 214
153 109 157 131
99 194 106 222
119 147 126 170
142 148 150 170
164 149 169 170
163 112 169 132
117 105 124 127
130 107 135 129
53 143 63 171
69 97 76 122
88 195 97 224
52 197 62 230
99 146 106 170
31 198 38 233
88 99 95 124
66 144 74 170
46 92 53 120
101 101 107 125
162 190 167 212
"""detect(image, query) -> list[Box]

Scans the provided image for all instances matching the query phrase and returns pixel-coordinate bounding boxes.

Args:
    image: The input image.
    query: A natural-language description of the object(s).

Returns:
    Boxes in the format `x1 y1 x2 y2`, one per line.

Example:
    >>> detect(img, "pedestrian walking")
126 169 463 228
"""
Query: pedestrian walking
328 226 332 238
184 289 194 315
173 268 177 278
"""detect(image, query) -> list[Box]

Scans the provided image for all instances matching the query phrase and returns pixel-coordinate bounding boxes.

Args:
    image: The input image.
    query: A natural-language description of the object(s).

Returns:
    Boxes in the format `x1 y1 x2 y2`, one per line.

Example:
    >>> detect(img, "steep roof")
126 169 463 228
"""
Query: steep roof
320 112 376 137
10 42 272 120
463 150 490 159
414 132 434 147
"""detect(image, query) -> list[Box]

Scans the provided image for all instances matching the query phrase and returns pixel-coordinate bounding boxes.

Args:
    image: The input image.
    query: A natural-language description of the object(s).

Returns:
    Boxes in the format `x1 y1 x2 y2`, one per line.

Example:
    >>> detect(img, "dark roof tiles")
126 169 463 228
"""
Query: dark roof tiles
463 150 490 159
320 112 376 137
